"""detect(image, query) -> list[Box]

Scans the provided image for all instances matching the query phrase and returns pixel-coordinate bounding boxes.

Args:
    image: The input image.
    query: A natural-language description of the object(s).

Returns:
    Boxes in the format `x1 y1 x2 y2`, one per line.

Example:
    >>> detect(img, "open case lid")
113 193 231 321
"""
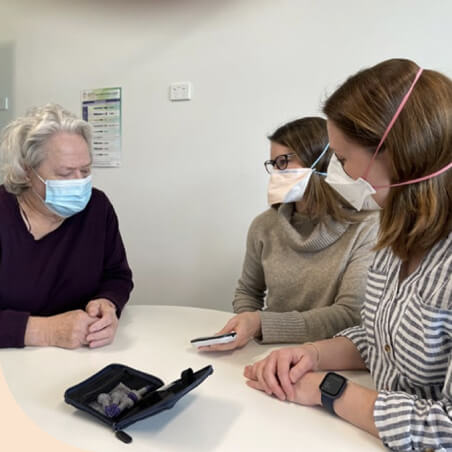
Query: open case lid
64 363 214 443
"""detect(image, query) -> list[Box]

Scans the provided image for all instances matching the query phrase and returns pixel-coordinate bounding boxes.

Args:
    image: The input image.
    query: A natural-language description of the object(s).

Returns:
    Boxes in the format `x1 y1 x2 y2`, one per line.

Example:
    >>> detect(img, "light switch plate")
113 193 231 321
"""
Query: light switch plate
169 82 192 101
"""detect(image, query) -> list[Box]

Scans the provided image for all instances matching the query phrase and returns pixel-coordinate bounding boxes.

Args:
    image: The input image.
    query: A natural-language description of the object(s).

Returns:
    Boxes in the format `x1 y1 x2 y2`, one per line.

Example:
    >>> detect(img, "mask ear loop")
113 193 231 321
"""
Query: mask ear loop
374 160 452 189
311 142 330 177
362 67 424 182
32 168 47 185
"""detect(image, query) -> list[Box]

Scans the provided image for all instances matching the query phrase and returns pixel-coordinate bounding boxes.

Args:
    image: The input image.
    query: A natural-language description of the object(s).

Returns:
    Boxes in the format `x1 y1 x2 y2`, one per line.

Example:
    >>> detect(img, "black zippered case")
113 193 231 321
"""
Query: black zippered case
64 363 213 444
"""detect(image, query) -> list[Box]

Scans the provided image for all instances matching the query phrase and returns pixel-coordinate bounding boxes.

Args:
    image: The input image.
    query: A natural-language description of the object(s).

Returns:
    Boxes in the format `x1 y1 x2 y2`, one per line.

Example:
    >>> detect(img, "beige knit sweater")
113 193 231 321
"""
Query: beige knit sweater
232 203 379 344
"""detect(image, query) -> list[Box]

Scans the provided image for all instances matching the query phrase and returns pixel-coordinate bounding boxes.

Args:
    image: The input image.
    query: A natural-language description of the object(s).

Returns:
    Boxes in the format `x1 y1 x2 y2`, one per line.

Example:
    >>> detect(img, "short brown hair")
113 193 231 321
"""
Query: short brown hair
323 59 452 260
269 117 358 223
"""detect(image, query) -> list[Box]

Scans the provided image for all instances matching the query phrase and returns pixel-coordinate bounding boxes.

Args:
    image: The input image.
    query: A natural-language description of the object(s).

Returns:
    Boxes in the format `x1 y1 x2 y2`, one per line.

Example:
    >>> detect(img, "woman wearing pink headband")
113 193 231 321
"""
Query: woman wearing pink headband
244 58 452 451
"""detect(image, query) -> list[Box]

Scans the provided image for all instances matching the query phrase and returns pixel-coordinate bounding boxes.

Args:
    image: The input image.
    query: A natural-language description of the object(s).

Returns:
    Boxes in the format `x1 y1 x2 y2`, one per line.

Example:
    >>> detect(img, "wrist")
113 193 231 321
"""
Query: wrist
303 342 320 369
24 316 52 346
251 311 262 338
311 372 325 406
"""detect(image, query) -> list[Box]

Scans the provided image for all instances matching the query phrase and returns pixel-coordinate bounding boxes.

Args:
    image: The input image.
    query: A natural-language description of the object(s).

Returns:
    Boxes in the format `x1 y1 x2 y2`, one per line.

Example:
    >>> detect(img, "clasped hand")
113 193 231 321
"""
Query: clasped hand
45 298 118 349
243 345 323 405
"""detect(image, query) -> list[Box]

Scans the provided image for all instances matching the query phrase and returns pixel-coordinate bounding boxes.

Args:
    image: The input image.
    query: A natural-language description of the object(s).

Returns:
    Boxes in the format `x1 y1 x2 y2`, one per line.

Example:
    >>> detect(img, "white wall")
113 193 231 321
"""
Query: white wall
0 42 14 130
1 0 451 311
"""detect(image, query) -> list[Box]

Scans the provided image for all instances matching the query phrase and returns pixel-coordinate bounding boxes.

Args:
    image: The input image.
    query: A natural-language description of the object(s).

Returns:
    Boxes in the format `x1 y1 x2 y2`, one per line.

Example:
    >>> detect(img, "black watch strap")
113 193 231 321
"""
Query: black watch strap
321 393 336 415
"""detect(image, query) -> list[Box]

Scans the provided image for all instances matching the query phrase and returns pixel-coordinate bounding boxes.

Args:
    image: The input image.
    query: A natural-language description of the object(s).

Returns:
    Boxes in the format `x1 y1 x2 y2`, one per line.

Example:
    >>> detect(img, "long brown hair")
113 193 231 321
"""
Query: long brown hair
323 59 452 260
269 117 358 223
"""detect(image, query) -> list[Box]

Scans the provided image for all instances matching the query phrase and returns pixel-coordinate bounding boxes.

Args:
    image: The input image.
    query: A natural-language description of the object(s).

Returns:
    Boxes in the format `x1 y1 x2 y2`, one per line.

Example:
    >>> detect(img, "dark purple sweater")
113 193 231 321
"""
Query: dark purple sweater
0 186 133 348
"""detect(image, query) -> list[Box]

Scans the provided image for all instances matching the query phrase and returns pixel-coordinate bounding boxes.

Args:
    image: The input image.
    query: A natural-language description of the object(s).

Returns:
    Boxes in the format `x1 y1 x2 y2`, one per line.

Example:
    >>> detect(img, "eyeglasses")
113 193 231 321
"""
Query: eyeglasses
264 153 297 174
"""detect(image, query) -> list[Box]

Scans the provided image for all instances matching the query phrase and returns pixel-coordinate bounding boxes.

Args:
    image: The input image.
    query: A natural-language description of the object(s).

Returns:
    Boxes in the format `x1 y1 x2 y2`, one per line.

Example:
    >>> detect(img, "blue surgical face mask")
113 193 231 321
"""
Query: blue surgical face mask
33 170 92 218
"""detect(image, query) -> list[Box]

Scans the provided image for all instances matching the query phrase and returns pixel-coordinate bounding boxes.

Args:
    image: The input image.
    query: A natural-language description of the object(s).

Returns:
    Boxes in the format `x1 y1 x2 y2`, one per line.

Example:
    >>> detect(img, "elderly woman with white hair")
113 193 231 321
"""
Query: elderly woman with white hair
0 104 133 349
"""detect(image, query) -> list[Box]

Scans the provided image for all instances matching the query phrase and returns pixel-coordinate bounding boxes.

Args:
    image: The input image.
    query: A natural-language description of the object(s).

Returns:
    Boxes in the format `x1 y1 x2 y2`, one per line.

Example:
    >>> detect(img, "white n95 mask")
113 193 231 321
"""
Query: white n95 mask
325 154 381 211
267 168 313 206
267 142 329 206
325 67 426 212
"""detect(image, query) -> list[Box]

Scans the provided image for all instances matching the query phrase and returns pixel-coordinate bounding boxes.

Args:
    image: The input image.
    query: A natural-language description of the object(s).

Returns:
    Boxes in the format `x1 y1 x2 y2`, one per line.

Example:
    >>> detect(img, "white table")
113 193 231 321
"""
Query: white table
0 305 384 451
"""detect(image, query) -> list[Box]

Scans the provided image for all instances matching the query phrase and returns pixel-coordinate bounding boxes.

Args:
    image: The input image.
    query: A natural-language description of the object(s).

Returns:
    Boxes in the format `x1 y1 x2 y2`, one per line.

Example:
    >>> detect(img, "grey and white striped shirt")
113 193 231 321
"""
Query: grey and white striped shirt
338 232 452 451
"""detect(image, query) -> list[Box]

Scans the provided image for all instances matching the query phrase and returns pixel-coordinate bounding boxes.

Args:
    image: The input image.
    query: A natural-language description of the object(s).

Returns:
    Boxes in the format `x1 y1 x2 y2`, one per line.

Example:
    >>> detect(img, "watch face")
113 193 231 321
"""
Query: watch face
320 373 346 396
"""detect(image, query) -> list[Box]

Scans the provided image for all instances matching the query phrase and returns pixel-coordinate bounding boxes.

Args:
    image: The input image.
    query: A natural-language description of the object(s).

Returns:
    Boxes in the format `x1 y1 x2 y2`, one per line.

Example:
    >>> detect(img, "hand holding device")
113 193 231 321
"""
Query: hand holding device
197 312 261 352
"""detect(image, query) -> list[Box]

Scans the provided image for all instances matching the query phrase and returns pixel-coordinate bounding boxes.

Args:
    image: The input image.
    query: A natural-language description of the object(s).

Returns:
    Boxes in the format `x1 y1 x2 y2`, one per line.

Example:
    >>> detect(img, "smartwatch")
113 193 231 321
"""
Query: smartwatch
319 372 348 415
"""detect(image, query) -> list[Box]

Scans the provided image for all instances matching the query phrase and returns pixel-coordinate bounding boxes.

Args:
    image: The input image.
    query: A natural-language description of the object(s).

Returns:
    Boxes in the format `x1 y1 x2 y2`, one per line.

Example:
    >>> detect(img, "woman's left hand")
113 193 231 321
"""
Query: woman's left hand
245 361 324 406
243 345 319 401
85 298 118 348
